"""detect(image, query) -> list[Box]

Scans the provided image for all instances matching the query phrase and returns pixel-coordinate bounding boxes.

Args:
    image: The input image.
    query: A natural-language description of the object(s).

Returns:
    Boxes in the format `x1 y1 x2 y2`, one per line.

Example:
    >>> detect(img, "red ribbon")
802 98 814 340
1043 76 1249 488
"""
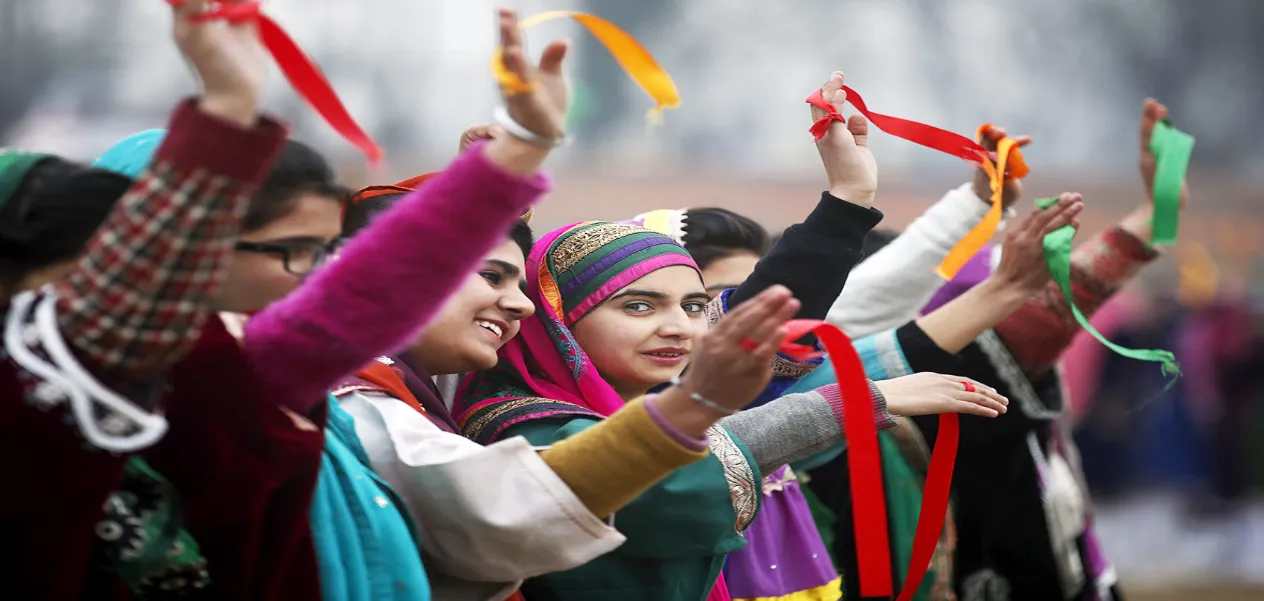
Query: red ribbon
762 319 960 600
170 1 384 163
806 86 1031 180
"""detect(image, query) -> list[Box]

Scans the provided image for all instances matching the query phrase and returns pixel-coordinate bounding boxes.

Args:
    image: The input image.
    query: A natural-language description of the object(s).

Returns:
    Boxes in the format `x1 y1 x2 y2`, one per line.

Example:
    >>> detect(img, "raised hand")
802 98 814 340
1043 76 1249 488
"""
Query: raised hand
812 71 878 207
171 0 268 127
972 124 1032 209
458 123 505 153
675 285 801 413
875 372 1009 418
991 192 1085 295
1139 98 1189 209
496 8 569 142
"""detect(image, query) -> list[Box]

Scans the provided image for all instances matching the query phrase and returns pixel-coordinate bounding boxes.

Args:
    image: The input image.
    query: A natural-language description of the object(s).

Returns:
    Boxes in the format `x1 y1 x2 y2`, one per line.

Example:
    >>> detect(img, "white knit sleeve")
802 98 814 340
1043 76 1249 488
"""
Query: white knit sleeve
827 183 1000 338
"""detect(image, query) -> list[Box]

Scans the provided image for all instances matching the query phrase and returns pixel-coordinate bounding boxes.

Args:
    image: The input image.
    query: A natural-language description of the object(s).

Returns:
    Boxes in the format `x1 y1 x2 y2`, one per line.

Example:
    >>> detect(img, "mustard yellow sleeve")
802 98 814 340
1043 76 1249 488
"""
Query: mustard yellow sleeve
537 397 709 518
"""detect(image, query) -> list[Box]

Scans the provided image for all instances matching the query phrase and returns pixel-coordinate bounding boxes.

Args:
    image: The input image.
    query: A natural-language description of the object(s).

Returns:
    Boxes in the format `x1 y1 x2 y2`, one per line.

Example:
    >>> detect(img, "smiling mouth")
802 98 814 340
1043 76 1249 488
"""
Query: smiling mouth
475 320 504 339
642 350 688 365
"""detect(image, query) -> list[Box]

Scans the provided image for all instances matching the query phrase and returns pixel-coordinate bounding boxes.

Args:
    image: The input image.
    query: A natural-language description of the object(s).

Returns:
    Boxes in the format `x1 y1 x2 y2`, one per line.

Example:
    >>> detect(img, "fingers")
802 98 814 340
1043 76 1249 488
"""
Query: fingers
741 289 798 350
811 71 845 121
172 0 209 19
847 114 869 147
1015 194 1071 237
1140 97 1168 149
1039 193 1084 235
711 285 791 345
953 395 1003 417
498 8 530 82
538 40 569 76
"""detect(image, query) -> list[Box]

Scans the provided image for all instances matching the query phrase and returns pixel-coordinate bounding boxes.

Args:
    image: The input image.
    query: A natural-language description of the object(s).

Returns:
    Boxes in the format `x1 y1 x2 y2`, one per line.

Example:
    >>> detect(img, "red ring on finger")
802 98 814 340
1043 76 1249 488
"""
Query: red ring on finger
962 381 976 393
740 339 759 353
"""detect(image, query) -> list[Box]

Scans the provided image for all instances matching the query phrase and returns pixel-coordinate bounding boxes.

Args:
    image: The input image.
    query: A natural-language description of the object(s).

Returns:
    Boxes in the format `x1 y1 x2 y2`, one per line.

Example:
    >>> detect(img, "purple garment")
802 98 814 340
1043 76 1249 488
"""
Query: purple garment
920 244 994 315
723 466 839 600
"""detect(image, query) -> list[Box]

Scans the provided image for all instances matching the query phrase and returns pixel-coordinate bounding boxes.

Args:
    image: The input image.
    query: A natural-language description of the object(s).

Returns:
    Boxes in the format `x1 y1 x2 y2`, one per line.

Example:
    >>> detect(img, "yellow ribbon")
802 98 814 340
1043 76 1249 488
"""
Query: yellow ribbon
935 134 1019 279
491 11 681 124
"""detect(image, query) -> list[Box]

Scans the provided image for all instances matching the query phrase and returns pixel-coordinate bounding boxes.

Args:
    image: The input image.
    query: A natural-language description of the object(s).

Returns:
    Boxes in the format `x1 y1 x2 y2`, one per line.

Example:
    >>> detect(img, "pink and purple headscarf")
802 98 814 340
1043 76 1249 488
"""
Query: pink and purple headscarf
454 221 700 443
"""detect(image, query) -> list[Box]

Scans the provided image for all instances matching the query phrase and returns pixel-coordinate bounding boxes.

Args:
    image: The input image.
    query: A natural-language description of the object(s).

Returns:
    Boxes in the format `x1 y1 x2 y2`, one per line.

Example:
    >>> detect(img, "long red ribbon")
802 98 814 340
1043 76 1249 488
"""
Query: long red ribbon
767 320 960 599
806 87 1029 179
170 1 384 163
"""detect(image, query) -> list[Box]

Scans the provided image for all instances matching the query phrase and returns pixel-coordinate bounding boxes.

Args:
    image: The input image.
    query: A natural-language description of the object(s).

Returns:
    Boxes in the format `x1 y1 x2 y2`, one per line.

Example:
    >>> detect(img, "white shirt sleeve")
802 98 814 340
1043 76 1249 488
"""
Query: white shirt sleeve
827 183 1006 338
338 391 626 593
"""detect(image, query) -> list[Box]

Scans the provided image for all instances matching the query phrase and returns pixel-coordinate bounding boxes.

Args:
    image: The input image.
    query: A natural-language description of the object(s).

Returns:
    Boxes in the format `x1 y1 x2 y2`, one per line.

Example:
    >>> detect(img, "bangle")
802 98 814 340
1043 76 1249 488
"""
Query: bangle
669 377 739 416
492 106 569 149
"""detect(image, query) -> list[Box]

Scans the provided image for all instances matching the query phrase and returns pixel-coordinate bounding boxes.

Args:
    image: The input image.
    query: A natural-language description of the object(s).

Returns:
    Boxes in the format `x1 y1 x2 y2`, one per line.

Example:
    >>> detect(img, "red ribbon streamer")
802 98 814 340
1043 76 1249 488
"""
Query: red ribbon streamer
760 319 960 599
806 86 1030 180
171 1 384 163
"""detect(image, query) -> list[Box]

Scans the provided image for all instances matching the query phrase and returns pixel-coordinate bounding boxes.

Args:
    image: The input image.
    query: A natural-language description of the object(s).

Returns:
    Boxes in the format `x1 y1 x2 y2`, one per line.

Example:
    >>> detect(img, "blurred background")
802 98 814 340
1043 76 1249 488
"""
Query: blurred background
3 0 1261 598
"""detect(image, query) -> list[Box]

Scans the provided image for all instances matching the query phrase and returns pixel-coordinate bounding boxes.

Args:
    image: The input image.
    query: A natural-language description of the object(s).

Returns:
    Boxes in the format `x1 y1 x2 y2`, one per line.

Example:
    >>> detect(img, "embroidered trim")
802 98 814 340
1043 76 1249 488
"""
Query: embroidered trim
771 354 819 378
976 329 1059 420
706 425 759 533
703 294 725 328
461 397 603 445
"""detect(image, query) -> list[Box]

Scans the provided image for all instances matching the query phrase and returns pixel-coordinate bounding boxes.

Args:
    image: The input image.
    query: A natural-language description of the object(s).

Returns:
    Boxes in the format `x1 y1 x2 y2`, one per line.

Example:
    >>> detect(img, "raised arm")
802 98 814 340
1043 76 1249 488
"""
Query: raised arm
244 9 570 412
993 99 1178 374
828 125 1029 337
727 71 883 320
56 0 281 381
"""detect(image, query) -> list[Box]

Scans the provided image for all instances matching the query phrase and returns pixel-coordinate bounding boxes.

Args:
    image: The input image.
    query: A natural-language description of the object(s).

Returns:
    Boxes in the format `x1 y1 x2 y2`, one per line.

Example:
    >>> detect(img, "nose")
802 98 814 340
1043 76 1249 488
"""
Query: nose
499 287 536 320
656 306 696 340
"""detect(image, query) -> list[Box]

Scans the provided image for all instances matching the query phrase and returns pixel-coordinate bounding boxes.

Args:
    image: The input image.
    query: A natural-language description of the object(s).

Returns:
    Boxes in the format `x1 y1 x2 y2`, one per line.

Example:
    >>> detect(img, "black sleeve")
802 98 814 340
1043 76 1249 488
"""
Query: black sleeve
727 193 883 320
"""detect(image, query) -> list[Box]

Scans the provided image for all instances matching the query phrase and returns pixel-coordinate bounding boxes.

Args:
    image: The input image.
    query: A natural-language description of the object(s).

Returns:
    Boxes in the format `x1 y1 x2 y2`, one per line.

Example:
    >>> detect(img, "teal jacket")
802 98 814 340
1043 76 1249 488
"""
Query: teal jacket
310 396 431 601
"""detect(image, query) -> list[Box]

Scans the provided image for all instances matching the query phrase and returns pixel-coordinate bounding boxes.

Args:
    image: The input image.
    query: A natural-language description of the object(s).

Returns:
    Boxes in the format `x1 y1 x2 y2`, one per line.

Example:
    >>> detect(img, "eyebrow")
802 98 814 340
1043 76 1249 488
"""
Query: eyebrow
610 289 711 302
485 259 521 278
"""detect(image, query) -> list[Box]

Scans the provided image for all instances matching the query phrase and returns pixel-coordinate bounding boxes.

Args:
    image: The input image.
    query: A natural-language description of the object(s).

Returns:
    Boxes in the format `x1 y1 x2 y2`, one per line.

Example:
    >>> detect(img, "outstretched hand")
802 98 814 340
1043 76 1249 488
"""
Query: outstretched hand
677 285 801 413
875 372 1009 418
992 192 1085 295
171 0 267 127
812 71 878 208
972 124 1032 209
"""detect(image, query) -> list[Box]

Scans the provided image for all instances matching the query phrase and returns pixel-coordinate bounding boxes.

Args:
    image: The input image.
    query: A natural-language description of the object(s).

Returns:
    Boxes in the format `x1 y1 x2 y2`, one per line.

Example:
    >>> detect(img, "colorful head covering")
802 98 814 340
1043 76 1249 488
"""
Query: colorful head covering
454 221 700 443
93 129 166 178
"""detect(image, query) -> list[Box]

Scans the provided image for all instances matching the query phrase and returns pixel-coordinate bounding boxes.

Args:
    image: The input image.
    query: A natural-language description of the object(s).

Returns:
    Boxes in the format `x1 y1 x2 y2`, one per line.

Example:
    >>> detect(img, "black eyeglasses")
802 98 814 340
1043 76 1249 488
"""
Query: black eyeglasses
235 239 342 275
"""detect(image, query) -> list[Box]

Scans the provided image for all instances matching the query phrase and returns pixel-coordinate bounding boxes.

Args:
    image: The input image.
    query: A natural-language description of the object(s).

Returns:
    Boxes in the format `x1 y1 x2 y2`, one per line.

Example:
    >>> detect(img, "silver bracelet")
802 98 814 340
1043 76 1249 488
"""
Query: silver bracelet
492 106 570 149
669 377 739 416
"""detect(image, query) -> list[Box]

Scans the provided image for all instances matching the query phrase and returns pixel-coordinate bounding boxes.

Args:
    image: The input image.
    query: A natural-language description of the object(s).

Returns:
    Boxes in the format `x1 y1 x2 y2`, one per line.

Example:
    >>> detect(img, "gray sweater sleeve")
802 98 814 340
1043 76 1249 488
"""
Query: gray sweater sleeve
719 380 895 474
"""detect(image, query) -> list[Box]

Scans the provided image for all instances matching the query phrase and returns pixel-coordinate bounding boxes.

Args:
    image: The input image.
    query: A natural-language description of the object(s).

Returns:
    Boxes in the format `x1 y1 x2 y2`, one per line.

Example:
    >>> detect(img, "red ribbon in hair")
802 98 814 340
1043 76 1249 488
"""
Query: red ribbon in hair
169 0 384 163
759 319 960 600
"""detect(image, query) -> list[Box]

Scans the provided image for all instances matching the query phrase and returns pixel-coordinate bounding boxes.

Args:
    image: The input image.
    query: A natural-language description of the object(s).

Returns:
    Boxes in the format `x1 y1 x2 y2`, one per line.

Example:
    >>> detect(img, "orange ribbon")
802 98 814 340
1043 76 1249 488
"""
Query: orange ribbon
492 11 681 124
169 0 384 164
806 87 1029 279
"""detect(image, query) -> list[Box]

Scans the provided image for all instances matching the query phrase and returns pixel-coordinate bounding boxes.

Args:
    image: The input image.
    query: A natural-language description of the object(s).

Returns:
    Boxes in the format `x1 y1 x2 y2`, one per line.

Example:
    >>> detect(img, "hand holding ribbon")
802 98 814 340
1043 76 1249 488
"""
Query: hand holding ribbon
492 11 680 125
167 0 383 163
805 80 1030 278
1139 98 1194 245
807 71 878 207
1034 195 1182 383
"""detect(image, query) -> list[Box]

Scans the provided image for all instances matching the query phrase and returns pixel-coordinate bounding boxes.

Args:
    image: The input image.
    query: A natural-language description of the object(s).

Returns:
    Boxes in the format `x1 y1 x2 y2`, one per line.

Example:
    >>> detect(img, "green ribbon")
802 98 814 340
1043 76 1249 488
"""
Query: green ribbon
1034 196 1181 381
1148 120 1195 245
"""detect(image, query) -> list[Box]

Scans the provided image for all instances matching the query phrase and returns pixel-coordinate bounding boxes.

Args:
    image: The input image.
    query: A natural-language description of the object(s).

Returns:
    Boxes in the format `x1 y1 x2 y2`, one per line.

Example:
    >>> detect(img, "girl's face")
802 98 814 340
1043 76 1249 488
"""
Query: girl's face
571 265 710 400
408 238 535 376
216 192 344 313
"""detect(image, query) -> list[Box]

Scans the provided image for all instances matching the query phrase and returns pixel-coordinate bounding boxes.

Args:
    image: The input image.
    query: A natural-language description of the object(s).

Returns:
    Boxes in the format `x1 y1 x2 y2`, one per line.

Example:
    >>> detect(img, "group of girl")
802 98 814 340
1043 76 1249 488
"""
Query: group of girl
1 2 1188 601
